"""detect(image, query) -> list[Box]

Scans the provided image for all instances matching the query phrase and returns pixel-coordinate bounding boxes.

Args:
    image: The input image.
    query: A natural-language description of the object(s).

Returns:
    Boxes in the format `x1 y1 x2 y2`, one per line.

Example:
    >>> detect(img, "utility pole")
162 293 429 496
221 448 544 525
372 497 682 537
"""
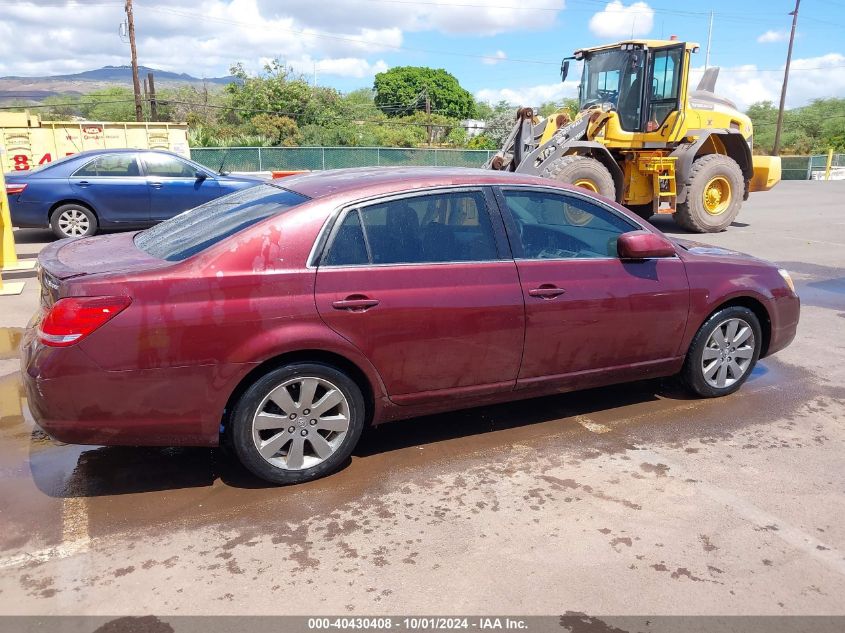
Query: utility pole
705 11 714 69
147 72 158 121
125 0 143 122
772 0 800 155
424 92 433 146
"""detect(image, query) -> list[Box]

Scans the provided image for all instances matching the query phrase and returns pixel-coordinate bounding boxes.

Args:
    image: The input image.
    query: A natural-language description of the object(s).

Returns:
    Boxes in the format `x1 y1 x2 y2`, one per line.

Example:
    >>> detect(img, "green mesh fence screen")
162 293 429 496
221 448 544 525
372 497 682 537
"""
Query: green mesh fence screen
190 147 496 173
780 155 811 181
190 147 840 181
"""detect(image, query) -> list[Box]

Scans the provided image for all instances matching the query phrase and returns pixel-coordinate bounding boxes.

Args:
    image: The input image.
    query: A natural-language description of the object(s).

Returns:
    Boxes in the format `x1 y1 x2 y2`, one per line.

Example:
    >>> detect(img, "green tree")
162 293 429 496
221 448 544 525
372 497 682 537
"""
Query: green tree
373 66 476 119
250 114 301 146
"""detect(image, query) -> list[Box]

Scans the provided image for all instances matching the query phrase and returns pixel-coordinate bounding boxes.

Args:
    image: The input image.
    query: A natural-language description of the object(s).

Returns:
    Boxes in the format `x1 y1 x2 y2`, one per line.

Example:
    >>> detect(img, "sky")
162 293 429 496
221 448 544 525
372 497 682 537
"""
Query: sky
1 0 844 111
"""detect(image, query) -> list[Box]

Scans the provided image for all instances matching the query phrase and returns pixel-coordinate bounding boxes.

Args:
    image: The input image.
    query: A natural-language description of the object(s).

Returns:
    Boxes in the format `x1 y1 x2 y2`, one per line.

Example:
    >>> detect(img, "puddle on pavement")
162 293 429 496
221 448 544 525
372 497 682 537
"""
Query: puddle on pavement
778 261 845 310
0 327 24 361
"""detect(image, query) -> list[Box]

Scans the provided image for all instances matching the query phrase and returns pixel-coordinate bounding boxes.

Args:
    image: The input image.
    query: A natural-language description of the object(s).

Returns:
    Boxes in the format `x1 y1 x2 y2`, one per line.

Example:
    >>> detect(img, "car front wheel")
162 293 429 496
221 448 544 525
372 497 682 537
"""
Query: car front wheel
682 306 762 398
230 362 366 484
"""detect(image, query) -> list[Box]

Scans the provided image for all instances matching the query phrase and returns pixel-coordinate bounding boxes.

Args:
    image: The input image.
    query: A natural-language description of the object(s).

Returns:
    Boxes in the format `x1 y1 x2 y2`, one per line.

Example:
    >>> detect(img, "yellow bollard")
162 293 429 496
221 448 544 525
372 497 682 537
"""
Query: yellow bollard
0 167 32 295
824 148 834 181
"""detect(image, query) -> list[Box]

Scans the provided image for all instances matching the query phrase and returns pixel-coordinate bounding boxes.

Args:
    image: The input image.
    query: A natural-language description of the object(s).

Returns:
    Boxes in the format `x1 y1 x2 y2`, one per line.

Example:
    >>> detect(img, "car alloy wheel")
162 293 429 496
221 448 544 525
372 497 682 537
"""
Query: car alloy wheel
251 376 351 471
700 317 755 389
58 208 91 237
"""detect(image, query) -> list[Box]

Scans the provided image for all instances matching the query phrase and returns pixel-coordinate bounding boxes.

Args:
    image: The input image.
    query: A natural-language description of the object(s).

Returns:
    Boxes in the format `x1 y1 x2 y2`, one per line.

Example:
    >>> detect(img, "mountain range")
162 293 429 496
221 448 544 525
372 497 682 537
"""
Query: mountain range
0 65 238 103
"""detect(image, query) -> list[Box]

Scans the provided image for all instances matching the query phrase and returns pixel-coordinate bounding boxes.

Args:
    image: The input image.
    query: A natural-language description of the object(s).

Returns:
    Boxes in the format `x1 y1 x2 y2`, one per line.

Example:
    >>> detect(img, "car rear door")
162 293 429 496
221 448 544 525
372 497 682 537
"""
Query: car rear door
314 188 525 404
69 153 150 225
140 153 221 221
495 186 689 387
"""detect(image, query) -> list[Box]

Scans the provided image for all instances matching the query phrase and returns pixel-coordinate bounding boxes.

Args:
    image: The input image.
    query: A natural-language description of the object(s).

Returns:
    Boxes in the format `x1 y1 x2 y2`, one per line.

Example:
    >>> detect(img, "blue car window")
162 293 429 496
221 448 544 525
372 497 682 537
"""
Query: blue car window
73 154 140 177
143 154 197 178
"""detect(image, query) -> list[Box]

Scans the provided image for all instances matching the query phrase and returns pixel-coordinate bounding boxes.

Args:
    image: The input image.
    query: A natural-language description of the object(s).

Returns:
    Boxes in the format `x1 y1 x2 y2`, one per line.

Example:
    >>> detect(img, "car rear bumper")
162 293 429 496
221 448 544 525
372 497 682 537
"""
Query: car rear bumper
9 199 50 228
20 326 252 447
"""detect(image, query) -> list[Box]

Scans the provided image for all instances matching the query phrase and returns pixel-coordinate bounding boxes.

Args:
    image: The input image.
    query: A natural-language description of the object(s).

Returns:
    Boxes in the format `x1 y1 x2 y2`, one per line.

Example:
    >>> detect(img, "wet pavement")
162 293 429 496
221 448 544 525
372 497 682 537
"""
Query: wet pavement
0 182 843 615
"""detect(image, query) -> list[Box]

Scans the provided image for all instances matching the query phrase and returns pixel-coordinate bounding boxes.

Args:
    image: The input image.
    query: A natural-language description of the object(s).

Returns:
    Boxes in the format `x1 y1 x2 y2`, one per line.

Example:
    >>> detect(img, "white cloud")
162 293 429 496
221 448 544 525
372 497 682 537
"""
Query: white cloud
288 57 389 79
482 51 508 66
476 81 579 106
689 53 845 110
757 30 789 43
588 1 654 39
0 0 568 78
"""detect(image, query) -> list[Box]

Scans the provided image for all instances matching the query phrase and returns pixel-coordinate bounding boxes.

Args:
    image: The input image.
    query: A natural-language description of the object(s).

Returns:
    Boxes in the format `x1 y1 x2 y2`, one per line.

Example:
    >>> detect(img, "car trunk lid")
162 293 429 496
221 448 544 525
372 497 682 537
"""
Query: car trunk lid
37 232 170 307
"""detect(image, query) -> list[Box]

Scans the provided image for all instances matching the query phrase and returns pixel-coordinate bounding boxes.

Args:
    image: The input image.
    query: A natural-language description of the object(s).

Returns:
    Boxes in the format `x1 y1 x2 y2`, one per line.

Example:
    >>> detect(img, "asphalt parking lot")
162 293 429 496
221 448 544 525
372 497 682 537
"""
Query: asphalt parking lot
0 180 843 617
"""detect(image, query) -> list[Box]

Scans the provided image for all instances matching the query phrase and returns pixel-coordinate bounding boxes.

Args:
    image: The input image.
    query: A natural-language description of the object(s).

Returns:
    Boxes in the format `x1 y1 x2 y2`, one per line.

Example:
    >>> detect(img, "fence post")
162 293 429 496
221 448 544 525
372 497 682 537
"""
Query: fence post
377 147 380 167
258 147 263 171
825 148 834 181
321 147 326 171
434 148 438 167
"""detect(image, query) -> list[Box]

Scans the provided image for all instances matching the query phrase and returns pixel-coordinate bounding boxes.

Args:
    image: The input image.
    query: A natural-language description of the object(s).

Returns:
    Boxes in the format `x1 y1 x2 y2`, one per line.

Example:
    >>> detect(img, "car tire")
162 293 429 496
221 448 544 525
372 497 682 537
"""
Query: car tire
50 204 98 239
674 154 745 233
681 306 762 398
230 362 366 485
543 155 616 201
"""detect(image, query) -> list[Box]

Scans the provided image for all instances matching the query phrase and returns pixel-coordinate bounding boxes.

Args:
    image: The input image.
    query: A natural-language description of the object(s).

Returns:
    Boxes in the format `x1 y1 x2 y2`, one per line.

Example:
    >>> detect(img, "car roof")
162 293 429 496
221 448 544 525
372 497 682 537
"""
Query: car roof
67 148 182 157
279 166 570 200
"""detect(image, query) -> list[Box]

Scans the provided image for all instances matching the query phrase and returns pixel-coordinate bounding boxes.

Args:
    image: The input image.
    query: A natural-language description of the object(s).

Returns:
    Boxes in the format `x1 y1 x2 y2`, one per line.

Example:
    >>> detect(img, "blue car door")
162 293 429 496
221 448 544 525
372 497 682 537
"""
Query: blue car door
69 153 150 226
140 153 220 221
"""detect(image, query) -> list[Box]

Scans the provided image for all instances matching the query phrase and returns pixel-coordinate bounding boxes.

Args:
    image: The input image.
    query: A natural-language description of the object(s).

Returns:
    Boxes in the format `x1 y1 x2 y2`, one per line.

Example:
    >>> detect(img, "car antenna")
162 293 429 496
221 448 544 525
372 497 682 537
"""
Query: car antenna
217 147 229 175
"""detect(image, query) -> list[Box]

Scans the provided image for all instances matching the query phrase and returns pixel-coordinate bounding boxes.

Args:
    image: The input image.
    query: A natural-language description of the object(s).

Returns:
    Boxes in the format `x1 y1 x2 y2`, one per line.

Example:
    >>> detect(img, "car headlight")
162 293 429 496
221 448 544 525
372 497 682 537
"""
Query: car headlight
778 268 795 293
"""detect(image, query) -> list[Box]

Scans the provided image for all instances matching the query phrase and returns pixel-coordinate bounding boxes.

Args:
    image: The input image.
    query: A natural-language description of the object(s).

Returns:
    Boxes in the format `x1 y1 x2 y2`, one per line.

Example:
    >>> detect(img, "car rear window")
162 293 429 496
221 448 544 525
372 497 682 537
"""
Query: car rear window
134 184 308 262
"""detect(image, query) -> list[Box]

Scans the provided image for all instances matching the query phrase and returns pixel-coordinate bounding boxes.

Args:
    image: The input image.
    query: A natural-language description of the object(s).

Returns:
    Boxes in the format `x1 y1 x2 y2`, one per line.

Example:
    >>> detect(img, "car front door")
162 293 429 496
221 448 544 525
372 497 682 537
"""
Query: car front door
140 153 220 221
69 153 150 225
496 187 689 388
314 188 525 404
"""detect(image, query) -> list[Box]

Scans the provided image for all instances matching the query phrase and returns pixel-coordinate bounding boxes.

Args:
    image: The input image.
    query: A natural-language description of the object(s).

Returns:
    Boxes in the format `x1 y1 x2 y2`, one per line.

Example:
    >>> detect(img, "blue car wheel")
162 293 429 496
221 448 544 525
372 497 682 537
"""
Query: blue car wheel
50 203 99 239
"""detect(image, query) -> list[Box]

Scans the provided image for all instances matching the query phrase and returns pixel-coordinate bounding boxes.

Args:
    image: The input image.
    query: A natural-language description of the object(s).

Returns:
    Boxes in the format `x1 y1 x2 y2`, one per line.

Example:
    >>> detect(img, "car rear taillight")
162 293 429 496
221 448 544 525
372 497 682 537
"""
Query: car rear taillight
6 183 26 196
38 296 131 347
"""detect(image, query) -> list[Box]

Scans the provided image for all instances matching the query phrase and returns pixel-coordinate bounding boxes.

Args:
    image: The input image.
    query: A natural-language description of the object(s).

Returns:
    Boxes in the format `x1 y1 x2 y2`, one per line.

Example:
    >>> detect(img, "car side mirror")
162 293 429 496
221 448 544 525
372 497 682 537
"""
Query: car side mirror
195 171 207 181
560 59 570 83
617 230 676 259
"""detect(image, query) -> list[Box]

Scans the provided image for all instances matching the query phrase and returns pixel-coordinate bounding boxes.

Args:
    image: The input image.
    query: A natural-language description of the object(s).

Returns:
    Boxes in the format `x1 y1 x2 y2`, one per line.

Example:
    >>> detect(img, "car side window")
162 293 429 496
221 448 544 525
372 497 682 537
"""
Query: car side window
73 154 140 178
322 191 499 266
502 189 637 259
143 154 197 178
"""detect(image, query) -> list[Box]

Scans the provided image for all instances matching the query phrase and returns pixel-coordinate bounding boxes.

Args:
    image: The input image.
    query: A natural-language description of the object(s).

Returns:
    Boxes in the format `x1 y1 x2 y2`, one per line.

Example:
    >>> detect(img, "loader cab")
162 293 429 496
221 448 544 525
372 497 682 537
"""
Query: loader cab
575 40 692 135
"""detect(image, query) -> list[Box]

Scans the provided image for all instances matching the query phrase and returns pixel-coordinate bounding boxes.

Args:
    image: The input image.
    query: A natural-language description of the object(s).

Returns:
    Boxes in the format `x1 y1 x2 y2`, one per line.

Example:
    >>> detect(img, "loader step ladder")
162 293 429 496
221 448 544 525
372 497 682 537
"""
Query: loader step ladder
637 153 678 214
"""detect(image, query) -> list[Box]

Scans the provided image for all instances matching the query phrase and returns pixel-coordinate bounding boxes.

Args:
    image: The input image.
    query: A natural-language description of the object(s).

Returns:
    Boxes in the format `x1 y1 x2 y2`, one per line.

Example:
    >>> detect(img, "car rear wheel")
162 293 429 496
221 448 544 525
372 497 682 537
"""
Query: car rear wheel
681 306 762 398
50 204 98 239
230 362 366 484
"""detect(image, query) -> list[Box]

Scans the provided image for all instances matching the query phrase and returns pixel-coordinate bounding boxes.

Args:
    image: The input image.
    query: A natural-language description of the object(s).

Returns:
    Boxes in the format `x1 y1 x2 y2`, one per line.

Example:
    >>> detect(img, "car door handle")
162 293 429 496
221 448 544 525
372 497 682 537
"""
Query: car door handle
76 180 90 187
149 181 163 189
528 285 566 299
332 297 380 311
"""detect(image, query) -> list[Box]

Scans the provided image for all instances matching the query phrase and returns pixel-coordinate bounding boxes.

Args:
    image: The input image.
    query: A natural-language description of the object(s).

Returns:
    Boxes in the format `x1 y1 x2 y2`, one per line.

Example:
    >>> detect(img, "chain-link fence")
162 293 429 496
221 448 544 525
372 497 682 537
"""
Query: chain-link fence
808 153 845 180
190 147 496 173
190 146 844 181
780 155 811 181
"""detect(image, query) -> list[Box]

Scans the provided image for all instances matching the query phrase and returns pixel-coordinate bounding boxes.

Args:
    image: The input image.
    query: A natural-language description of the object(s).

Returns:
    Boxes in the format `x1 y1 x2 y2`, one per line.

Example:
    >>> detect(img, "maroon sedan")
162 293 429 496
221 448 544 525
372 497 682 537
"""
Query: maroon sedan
21 167 799 484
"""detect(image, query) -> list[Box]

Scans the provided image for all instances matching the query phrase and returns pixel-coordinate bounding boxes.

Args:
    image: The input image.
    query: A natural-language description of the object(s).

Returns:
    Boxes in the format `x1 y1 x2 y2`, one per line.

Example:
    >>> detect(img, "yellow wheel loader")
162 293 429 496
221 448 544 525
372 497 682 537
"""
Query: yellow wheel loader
486 39 781 232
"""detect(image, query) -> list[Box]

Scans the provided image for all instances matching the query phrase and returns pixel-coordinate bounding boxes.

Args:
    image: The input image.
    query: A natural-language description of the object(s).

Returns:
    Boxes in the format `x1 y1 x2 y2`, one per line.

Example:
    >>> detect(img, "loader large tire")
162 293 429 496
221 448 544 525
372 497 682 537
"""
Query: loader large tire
674 154 744 233
543 155 616 200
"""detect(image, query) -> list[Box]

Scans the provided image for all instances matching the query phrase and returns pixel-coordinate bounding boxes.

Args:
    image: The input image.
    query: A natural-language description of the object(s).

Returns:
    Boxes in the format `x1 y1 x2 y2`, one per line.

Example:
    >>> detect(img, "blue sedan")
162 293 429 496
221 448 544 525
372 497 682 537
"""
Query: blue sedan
4 149 264 238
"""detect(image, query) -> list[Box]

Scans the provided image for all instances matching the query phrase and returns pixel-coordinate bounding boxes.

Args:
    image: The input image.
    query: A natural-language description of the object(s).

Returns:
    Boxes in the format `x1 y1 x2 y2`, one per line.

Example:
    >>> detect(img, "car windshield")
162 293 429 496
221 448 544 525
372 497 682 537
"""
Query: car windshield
580 48 645 131
134 184 309 262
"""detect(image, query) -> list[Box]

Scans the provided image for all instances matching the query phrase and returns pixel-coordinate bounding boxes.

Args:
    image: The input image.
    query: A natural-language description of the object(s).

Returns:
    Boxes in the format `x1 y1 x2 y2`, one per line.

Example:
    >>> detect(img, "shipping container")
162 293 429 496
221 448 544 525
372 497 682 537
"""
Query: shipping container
0 112 189 173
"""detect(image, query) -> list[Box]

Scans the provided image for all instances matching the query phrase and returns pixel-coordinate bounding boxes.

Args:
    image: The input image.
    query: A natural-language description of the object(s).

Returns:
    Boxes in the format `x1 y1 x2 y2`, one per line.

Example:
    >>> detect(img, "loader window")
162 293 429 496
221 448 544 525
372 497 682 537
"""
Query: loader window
647 47 684 130
580 49 645 132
